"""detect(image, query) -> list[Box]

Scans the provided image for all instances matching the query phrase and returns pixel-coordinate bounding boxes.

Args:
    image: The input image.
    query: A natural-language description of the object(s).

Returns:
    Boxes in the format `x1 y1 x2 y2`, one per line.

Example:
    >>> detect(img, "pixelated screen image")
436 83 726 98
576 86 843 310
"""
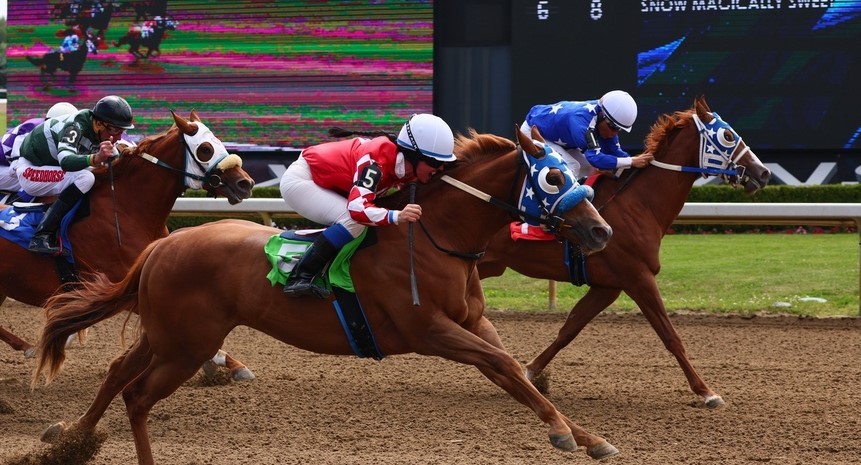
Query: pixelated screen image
6 0 433 150
512 1 861 151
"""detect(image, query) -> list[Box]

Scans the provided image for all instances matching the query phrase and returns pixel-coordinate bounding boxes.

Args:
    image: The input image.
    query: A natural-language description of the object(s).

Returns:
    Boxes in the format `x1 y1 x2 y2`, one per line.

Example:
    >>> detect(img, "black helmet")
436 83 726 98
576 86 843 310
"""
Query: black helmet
92 95 134 129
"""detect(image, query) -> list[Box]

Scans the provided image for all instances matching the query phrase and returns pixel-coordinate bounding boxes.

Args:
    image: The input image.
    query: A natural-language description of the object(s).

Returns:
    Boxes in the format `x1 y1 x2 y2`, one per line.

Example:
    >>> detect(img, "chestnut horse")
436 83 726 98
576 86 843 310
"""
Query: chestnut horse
0 111 254 374
478 96 771 408
33 128 619 464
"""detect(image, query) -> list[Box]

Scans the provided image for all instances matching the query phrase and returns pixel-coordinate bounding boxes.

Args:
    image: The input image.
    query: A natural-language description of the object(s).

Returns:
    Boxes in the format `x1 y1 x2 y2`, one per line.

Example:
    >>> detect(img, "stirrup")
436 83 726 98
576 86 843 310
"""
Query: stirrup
29 235 61 255
283 280 330 299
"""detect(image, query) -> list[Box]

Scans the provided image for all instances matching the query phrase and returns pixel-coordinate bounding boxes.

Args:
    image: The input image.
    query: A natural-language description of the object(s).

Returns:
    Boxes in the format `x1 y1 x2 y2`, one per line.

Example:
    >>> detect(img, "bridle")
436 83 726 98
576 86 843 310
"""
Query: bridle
136 121 232 195
416 141 593 260
649 112 761 189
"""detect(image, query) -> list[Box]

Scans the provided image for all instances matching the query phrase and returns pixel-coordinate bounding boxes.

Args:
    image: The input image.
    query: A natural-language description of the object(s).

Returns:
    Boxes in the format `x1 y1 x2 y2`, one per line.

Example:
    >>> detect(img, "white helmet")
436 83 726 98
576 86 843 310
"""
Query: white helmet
46 102 79 119
599 90 637 132
396 113 456 162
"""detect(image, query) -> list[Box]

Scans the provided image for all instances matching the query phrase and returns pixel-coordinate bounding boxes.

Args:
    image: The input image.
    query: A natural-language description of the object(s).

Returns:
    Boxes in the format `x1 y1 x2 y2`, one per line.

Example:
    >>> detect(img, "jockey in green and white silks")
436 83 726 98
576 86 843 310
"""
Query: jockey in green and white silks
16 95 135 255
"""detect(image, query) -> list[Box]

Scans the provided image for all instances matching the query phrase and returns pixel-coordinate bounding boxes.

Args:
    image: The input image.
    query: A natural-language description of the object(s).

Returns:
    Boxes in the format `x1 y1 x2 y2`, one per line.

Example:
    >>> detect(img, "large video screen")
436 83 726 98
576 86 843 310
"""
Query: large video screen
512 1 861 151
6 0 433 150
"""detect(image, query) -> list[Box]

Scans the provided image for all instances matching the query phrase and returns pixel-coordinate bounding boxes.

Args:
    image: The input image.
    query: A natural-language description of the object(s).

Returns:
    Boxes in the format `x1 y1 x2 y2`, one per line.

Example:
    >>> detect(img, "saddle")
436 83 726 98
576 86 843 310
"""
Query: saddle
0 197 89 286
265 229 383 360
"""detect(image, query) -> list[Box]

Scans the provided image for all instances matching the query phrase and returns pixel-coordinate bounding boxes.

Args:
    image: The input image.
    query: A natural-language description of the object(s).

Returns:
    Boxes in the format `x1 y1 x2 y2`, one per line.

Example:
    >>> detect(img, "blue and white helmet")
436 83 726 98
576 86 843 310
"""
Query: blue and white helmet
396 113 456 163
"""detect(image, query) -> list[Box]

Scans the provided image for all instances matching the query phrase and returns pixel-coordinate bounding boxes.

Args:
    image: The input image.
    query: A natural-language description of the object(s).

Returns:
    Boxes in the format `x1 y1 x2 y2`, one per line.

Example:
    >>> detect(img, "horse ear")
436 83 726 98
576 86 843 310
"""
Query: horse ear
172 109 199 136
530 125 546 144
189 109 201 122
694 95 713 123
515 124 542 158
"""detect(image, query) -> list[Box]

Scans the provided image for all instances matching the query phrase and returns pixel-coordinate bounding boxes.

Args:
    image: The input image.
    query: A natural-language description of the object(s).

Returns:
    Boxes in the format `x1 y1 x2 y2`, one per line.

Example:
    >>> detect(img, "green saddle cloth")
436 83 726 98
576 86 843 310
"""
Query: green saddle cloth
264 229 367 293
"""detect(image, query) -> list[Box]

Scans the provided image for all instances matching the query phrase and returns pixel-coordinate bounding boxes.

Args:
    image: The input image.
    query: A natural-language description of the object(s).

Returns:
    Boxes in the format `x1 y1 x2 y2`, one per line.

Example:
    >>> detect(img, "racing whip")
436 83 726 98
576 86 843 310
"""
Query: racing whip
408 183 420 306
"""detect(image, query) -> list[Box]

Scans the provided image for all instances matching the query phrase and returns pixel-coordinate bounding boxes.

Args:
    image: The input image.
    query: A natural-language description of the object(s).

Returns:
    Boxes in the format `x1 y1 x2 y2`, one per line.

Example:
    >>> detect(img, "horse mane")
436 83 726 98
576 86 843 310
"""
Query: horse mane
454 129 517 165
376 129 517 210
643 96 710 155
132 124 177 157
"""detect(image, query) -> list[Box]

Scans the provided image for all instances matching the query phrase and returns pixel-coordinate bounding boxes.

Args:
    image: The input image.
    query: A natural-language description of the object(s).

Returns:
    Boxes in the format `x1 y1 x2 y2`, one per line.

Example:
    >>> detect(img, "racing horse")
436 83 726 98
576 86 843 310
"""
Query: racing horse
0 110 255 378
26 33 97 87
114 16 177 60
33 128 619 464
477 96 771 408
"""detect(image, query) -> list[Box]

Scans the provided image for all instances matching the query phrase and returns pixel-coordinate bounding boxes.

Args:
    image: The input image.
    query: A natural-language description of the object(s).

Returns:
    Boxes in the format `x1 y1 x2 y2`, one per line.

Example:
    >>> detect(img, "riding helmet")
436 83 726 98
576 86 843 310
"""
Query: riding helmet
46 102 78 119
396 113 456 163
92 95 135 129
599 90 637 133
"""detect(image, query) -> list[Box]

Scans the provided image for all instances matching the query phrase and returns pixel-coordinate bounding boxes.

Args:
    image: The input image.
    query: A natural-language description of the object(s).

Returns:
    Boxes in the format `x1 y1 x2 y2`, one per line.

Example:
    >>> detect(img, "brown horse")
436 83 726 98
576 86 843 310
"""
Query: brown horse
0 111 254 370
477 96 771 409
33 128 618 464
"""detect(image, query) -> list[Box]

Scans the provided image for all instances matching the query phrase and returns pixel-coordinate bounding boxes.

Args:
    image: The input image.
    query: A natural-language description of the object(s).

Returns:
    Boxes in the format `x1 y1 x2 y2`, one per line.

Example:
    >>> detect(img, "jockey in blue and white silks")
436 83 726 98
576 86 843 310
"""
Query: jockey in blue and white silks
522 90 653 178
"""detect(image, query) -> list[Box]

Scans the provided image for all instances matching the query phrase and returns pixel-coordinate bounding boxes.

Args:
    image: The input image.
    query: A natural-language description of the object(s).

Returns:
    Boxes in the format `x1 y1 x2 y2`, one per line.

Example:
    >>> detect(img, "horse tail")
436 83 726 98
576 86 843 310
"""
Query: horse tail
32 241 158 388
26 55 44 68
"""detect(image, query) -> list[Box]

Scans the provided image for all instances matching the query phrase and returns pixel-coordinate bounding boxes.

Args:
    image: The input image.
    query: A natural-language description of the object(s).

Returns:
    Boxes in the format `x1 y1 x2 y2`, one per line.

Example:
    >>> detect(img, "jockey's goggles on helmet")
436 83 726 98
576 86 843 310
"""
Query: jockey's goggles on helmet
602 116 621 132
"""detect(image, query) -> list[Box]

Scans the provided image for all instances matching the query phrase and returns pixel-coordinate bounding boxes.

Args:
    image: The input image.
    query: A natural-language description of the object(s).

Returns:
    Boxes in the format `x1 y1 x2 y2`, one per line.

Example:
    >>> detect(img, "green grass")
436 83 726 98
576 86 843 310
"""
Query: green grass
482 233 859 317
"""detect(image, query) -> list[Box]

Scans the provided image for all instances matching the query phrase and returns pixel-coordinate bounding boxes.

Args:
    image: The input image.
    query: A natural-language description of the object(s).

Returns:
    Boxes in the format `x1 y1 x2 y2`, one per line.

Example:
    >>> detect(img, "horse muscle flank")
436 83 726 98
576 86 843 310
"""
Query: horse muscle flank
33 240 157 387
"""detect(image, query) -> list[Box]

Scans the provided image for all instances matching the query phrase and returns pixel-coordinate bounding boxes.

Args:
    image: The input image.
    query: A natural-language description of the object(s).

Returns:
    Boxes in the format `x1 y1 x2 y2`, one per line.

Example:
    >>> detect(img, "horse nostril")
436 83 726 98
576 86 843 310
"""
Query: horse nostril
593 225 612 243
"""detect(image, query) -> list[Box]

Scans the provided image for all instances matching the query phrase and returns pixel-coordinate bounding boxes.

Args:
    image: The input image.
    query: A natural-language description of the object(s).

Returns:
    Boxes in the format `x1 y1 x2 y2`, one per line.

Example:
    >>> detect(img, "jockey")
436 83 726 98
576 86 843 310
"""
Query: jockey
279 113 456 298
59 33 80 54
139 18 157 39
0 102 79 198
17 95 135 255
522 90 653 178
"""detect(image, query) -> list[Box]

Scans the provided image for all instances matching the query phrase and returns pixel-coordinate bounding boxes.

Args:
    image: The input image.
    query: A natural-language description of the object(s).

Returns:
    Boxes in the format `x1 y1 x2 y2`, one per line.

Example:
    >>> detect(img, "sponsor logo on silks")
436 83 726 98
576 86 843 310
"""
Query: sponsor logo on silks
22 167 65 183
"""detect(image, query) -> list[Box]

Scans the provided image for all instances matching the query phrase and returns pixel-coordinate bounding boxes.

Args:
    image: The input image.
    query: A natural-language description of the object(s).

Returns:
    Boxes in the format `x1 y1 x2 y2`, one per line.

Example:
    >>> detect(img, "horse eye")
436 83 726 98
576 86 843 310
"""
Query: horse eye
196 143 214 162
716 128 735 147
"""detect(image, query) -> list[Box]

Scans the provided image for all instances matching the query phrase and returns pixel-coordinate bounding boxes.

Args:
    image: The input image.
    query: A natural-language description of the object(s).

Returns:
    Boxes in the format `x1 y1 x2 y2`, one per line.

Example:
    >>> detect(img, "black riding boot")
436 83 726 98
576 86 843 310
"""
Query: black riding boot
283 234 341 298
28 184 84 255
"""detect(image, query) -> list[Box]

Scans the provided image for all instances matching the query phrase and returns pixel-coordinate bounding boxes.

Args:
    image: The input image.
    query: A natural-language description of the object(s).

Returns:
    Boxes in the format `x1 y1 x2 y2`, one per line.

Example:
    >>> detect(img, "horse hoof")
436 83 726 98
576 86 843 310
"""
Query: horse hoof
23 347 37 359
705 394 725 409
41 421 67 443
231 367 256 381
201 360 218 378
587 441 620 460
549 433 576 451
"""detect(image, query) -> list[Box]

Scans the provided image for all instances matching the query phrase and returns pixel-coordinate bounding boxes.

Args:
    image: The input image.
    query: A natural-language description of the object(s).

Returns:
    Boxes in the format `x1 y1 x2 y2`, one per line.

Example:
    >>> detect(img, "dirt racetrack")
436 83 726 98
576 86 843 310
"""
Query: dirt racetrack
2 298 860 465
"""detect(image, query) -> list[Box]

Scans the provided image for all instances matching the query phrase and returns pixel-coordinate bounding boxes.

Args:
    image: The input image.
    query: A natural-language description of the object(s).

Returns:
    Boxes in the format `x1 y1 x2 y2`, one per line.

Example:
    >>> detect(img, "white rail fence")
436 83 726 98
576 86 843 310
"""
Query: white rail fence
172 199 861 313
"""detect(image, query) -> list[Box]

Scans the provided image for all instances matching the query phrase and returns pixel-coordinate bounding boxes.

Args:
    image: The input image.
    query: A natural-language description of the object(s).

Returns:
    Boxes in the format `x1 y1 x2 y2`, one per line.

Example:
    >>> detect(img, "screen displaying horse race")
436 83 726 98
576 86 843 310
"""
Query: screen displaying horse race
511 1 861 151
6 0 433 150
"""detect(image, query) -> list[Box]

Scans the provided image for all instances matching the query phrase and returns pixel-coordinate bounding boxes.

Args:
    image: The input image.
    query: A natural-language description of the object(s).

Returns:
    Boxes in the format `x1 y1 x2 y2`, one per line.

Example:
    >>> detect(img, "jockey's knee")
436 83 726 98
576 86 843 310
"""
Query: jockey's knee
71 170 96 193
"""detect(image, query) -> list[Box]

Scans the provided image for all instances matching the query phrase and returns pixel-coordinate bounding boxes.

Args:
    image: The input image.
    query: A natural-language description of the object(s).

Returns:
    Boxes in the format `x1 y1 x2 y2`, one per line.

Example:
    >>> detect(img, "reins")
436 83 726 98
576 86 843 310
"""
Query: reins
598 111 757 210
136 130 225 195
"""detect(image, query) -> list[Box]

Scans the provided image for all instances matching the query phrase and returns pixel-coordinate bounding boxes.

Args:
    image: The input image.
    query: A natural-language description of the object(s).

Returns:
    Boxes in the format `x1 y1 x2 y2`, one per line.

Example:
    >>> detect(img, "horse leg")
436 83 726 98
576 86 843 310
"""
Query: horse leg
41 333 153 443
0 325 36 358
525 287 621 383
624 277 725 408
419 318 617 459
200 348 256 381
123 350 213 464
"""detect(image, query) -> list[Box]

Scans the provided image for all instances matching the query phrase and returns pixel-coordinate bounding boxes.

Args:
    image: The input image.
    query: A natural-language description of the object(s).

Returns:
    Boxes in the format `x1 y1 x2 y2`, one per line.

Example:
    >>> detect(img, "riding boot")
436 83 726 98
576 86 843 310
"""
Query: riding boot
28 184 84 255
283 233 342 299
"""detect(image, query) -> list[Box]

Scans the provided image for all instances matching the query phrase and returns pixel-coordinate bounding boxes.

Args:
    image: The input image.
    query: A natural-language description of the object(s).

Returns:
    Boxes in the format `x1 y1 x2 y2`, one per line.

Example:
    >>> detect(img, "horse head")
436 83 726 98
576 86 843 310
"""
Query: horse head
647 96 770 195
514 125 611 253
121 111 254 205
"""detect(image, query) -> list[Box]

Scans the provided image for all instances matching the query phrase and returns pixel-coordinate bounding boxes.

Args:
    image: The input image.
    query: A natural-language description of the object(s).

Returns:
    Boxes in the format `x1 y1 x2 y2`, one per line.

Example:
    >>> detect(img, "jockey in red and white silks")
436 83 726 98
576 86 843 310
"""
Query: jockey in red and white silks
278 113 456 298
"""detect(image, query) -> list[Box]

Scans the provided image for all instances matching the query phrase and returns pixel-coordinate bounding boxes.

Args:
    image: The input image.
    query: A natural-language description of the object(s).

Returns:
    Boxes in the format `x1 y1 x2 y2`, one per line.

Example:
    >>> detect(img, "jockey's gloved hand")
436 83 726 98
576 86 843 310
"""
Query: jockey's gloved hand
93 139 120 164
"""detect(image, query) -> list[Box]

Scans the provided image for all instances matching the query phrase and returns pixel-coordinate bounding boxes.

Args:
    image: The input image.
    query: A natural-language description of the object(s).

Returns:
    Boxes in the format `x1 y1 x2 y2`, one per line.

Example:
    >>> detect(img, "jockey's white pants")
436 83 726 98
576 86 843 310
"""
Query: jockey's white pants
520 121 595 179
0 165 19 192
279 155 366 238
15 157 95 198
